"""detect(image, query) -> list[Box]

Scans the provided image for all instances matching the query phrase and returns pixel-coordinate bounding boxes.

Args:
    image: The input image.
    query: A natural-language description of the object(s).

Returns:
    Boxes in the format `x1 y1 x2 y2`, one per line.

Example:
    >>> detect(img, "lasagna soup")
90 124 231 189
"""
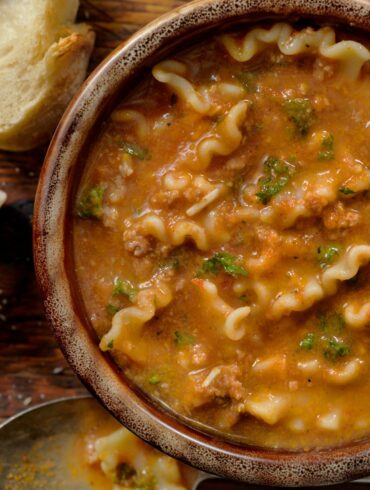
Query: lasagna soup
74 23 370 450
82 424 188 489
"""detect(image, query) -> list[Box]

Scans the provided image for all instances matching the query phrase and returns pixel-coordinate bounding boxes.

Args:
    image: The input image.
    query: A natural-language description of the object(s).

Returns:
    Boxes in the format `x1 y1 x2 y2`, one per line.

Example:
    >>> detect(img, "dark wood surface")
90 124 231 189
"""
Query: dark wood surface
0 0 187 424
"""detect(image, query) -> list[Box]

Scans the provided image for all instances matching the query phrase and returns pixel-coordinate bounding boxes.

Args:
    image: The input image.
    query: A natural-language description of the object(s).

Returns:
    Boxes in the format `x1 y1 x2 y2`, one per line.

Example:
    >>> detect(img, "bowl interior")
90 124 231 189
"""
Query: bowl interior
34 0 370 485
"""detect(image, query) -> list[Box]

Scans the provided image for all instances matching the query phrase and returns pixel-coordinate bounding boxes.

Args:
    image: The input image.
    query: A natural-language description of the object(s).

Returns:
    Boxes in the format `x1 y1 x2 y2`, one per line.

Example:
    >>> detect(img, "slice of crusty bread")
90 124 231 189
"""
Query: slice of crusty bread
0 0 95 151
0 190 6 207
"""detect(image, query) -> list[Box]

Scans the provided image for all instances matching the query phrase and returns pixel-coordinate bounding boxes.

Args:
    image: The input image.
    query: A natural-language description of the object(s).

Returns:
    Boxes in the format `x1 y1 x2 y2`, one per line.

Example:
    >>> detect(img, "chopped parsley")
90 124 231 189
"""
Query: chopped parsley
317 244 341 268
339 187 355 195
299 332 315 350
132 475 156 490
119 141 151 160
256 156 295 204
158 247 191 271
235 70 257 93
319 314 327 329
256 178 290 204
148 374 161 385
107 339 114 349
78 184 106 219
174 331 196 346
318 312 349 361
115 463 136 485
158 256 180 271
196 252 248 278
239 294 249 302
323 338 350 361
318 311 345 333
283 98 315 136
334 313 346 331
106 303 120 316
263 156 289 174
318 133 335 161
112 277 137 301
298 311 349 361
287 155 298 164
231 174 245 194
253 122 264 132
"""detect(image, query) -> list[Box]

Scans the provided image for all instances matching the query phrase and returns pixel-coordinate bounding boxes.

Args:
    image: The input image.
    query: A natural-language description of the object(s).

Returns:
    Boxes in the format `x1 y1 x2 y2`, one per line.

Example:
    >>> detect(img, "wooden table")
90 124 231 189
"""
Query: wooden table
0 0 187 424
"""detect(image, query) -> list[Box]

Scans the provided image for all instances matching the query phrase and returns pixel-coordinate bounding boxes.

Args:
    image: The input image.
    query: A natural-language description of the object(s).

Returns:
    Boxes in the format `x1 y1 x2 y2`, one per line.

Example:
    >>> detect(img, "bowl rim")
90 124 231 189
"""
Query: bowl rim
34 0 370 485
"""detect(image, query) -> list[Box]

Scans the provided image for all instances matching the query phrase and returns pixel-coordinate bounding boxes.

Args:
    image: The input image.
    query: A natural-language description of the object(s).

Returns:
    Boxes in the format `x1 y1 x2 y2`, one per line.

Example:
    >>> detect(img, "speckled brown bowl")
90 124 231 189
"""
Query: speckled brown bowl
34 0 370 485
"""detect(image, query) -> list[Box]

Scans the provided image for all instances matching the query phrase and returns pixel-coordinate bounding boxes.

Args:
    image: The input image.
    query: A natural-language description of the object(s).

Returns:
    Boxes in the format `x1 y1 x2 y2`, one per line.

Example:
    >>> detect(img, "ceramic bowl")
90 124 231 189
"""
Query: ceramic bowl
34 0 370 485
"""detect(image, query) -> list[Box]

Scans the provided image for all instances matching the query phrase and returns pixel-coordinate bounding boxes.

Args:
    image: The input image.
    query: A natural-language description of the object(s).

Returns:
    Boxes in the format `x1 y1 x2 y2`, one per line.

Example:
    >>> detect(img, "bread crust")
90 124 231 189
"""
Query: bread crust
0 190 6 207
0 13 95 151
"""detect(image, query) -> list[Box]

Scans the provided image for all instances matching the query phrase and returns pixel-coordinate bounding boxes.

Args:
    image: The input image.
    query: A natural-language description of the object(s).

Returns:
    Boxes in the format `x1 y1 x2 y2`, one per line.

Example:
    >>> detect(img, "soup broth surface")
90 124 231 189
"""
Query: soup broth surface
74 23 370 450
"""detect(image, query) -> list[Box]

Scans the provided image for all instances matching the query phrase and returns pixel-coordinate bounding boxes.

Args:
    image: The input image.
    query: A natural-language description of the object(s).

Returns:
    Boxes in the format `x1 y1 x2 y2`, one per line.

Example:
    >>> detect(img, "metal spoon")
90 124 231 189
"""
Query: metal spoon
0 396 369 490
0 396 237 489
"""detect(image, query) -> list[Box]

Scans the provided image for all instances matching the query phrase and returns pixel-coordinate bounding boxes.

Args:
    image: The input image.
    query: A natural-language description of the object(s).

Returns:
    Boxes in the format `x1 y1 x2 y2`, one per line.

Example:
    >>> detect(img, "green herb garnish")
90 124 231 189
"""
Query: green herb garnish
120 141 151 160
330 312 345 331
318 311 345 333
132 475 156 490
318 133 334 160
148 374 161 385
239 294 249 302
158 256 180 271
299 332 315 350
115 463 155 489
317 244 341 268
253 122 264 132
298 312 349 358
256 156 295 204
236 70 257 93
116 463 136 485
339 187 355 195
283 98 315 136
323 338 350 361
263 156 290 174
174 331 196 346
287 155 298 164
78 185 106 219
256 177 290 204
316 312 349 360
231 174 245 194
196 252 248 278
112 277 137 301
106 304 120 316
107 339 114 349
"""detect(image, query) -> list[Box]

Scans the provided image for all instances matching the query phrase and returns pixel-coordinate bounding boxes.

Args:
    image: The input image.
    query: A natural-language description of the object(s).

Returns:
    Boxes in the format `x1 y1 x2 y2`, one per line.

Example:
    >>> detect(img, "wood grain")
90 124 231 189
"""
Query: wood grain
0 0 188 423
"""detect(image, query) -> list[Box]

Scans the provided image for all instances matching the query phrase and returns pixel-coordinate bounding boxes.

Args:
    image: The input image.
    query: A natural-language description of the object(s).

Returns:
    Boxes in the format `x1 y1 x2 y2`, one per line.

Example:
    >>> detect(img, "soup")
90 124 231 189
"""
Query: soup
81 421 189 490
73 22 370 450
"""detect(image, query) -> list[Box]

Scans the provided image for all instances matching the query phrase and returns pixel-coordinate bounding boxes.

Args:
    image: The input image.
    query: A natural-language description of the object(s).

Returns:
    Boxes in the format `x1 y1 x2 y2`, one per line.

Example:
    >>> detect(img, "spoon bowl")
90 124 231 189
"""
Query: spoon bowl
0 396 103 489
2 396 370 489
0 396 219 490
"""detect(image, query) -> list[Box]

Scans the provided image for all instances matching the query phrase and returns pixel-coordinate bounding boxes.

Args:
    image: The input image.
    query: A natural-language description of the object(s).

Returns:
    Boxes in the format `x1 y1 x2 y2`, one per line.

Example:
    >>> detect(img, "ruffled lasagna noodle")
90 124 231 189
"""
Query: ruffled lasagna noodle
85 425 187 490
74 22 370 450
